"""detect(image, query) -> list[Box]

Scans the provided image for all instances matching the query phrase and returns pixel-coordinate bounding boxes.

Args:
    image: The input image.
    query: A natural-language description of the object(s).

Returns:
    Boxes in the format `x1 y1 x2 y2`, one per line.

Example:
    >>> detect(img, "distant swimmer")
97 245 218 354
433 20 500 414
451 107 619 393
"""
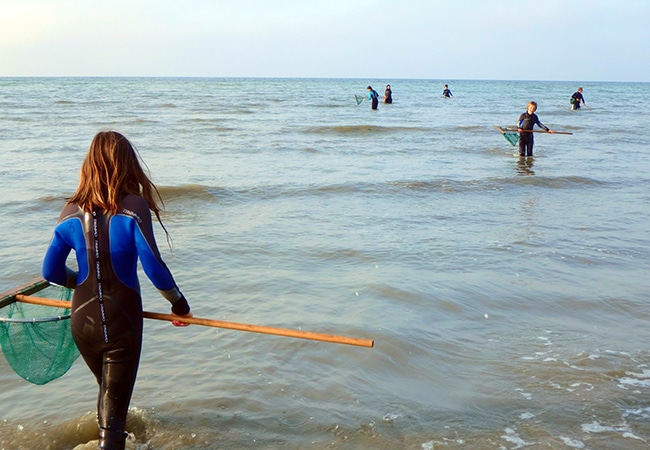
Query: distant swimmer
517 101 555 157
442 84 453 98
366 86 379 110
384 84 393 104
570 87 587 110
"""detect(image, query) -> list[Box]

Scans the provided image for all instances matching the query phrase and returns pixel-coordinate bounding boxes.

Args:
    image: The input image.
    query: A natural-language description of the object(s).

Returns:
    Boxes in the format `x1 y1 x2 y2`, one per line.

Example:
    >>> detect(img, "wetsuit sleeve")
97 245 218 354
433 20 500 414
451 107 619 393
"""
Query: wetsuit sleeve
42 225 79 288
518 113 526 128
118 196 190 315
536 118 550 132
42 205 85 288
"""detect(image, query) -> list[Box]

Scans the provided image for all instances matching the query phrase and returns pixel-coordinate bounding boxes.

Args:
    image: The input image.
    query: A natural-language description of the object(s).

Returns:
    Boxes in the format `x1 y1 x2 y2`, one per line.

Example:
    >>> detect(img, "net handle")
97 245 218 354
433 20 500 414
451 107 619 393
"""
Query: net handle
15 294 374 348
0 278 50 309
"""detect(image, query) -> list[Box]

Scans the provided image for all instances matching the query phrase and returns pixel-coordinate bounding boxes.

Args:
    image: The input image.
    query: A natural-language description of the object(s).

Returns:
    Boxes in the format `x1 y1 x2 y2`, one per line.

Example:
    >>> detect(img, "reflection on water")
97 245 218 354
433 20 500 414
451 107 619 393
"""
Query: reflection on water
516 156 535 175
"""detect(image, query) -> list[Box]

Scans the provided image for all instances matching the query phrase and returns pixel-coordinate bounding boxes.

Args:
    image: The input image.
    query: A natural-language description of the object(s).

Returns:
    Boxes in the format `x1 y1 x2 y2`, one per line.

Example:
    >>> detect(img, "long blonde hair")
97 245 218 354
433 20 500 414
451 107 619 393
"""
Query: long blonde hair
69 131 164 222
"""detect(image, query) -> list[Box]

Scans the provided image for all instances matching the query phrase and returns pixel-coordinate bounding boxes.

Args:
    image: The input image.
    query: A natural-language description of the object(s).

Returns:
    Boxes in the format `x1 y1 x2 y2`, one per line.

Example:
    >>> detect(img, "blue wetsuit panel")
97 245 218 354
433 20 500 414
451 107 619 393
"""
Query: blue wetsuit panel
42 216 89 285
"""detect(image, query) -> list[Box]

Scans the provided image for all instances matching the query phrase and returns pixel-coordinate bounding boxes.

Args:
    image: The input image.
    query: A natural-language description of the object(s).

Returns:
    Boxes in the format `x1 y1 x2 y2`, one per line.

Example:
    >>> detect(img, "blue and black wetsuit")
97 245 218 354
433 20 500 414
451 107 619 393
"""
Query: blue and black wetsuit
517 112 549 157
42 194 189 449
367 89 379 110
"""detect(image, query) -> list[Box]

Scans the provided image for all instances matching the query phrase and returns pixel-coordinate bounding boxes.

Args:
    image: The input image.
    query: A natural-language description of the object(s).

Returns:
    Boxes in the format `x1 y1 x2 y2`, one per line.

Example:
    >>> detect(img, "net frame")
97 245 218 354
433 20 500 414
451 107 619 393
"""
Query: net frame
0 279 80 385
0 314 71 324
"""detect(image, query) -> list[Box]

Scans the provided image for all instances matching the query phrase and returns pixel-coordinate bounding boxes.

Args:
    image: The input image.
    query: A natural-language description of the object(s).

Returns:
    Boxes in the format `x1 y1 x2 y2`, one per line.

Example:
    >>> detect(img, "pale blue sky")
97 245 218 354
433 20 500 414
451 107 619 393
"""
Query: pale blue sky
1 0 648 81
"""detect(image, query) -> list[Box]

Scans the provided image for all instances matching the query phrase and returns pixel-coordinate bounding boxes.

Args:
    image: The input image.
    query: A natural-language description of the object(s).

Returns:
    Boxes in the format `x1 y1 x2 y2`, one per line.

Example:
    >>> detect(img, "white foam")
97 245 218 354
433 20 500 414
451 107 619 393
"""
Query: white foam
559 436 585 449
581 421 644 441
501 427 532 449
618 369 650 389
618 377 650 388
382 412 401 422
582 421 619 433
623 407 650 419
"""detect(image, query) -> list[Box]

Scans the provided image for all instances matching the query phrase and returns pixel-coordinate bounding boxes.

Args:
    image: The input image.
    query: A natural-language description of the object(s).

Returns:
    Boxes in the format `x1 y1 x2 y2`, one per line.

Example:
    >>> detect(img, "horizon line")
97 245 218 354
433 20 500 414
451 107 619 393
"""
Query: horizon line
0 75 647 84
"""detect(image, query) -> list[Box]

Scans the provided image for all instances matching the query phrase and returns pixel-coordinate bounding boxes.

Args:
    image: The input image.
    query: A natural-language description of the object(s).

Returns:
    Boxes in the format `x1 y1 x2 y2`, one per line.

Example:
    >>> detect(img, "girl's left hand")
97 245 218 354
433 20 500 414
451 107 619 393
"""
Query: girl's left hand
171 312 193 327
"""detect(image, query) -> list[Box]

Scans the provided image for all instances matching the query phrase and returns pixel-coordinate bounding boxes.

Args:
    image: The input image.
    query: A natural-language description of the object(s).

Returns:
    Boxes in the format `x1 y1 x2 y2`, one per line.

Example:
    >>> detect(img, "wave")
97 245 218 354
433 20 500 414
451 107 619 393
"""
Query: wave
156 176 606 206
158 184 231 202
0 408 152 450
500 175 604 189
132 118 158 124
304 125 433 134
19 174 607 214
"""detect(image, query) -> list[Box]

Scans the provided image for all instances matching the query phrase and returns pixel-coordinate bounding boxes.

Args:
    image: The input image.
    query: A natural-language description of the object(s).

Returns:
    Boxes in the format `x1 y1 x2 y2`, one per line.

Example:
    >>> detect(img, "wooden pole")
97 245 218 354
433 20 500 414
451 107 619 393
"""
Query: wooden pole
15 294 374 348
0 278 50 309
518 130 572 135
494 126 572 135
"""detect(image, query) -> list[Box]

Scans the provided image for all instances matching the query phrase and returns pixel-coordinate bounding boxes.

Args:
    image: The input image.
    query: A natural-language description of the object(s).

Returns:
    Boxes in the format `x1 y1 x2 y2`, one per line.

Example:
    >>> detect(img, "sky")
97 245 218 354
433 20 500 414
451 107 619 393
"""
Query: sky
1 0 649 82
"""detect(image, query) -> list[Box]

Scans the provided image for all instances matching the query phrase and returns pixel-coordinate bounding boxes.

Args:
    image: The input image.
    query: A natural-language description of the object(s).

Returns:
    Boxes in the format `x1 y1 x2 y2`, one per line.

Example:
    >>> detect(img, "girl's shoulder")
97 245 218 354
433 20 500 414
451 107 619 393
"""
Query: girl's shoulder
118 195 152 225
57 202 83 222
120 195 150 213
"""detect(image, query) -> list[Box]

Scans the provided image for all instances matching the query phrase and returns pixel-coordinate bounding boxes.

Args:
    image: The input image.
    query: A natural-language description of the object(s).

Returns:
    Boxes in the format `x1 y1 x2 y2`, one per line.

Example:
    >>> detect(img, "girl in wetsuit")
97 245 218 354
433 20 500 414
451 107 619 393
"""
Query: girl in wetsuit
42 131 192 450
384 85 393 104
517 101 555 157
366 85 379 110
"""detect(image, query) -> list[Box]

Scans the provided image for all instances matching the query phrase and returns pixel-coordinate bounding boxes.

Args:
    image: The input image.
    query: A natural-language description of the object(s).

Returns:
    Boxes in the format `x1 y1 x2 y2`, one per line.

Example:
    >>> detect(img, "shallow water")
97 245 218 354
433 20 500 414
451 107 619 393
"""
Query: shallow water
1 77 650 449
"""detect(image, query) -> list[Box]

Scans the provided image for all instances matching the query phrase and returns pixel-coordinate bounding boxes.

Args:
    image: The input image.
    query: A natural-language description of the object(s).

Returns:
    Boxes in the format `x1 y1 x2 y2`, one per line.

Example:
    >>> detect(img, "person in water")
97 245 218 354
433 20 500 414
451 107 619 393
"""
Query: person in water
366 85 379 110
42 130 192 450
384 84 393 104
571 87 586 110
442 84 453 98
517 101 555 157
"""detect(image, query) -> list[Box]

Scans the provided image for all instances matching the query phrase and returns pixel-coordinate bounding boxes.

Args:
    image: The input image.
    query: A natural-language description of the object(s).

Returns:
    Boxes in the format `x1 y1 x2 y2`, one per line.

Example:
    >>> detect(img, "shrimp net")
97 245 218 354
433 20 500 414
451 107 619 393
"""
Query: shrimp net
0 285 79 385
502 130 519 146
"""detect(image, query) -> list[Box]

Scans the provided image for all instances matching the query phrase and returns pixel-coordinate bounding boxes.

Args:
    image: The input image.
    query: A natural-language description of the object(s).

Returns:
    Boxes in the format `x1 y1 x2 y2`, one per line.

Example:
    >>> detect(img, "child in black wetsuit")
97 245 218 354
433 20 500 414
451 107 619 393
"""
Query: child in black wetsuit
517 101 555 157
571 87 586 110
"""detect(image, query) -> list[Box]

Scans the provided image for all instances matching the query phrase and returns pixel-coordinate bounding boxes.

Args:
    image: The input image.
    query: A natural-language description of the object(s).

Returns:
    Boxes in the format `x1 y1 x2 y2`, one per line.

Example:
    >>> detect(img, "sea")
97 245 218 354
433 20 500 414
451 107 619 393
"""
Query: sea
1 77 650 449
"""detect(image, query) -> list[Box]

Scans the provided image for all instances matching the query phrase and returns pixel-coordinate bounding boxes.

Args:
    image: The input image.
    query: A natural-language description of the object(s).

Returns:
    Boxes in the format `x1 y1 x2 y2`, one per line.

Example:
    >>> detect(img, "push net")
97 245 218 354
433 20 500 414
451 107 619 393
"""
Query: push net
0 287 79 385
502 130 519 146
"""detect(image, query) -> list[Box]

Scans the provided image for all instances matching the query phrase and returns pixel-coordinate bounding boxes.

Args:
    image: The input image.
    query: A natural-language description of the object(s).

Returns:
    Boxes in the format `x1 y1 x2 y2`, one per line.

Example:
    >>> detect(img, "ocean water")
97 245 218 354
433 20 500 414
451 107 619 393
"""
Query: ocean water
1 77 650 449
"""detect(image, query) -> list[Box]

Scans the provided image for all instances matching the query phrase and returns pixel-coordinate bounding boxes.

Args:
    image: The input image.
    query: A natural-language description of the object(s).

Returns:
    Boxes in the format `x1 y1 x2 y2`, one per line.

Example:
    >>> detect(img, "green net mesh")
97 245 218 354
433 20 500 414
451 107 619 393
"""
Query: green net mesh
0 287 80 385
503 131 519 146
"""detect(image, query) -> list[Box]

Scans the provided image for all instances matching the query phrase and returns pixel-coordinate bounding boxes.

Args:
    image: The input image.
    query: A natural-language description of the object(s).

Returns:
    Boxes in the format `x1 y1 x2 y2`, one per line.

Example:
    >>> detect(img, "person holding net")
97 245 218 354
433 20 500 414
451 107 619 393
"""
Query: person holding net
42 130 193 450
517 101 555 157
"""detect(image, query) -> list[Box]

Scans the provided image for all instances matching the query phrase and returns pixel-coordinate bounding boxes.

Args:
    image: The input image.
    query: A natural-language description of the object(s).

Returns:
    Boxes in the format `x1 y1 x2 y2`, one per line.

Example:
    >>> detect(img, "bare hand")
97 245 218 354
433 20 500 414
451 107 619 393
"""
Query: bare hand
171 312 193 327
548 130 555 134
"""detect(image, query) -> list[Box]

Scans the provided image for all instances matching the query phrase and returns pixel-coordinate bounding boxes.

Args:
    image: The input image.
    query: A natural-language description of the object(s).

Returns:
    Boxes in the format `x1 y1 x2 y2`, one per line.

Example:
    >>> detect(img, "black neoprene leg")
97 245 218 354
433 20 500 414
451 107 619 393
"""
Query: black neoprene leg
97 347 140 450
